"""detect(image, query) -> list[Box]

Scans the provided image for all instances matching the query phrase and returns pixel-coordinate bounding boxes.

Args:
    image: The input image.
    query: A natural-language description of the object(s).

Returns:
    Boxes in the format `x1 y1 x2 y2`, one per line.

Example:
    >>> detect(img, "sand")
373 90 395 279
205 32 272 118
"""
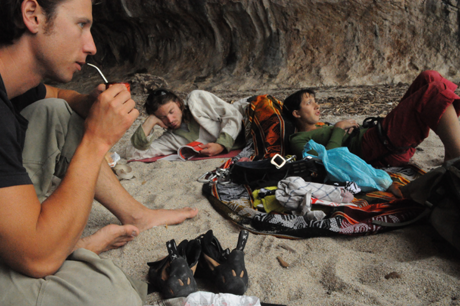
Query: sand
81 114 460 306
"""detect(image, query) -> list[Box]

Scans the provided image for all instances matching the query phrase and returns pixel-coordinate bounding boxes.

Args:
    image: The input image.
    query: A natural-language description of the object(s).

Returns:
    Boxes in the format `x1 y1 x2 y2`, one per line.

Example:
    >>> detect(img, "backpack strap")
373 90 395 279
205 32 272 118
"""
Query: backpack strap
372 207 431 227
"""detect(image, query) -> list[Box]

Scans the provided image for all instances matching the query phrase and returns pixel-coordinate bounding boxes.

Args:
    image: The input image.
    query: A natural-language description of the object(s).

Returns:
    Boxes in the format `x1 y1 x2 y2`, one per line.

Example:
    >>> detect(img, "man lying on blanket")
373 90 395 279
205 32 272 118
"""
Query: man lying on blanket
124 89 247 161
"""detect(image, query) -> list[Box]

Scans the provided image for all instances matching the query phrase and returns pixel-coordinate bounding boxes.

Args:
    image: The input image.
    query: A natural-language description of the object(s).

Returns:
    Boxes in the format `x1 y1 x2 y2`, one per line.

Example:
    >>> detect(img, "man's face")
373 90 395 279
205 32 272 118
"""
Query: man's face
154 101 183 130
34 0 97 83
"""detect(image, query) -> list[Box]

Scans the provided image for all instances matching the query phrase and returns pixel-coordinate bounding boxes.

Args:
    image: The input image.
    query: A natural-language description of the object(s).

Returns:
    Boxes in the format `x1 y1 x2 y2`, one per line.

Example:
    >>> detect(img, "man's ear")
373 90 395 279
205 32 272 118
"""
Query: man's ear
293 110 301 119
22 0 43 34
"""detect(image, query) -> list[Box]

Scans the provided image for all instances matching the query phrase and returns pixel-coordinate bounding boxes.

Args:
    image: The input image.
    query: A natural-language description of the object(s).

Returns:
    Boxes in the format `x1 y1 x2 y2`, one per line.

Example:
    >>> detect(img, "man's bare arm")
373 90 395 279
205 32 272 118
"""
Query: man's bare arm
0 84 138 278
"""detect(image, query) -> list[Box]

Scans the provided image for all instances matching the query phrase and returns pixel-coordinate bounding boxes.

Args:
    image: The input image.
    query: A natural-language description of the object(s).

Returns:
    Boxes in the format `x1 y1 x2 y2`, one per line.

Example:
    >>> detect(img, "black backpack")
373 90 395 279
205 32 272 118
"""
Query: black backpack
399 157 460 252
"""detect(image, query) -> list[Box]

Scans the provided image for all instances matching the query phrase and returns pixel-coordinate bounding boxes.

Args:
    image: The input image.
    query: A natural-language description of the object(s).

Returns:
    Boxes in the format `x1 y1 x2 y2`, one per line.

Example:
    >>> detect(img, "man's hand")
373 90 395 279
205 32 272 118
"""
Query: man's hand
84 84 139 149
334 119 359 134
199 143 225 156
149 114 168 129
141 114 167 136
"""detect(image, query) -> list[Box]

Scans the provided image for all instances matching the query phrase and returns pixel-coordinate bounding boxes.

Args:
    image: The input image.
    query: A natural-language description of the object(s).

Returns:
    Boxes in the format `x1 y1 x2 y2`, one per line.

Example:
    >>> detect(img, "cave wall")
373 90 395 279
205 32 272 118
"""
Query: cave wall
77 0 460 91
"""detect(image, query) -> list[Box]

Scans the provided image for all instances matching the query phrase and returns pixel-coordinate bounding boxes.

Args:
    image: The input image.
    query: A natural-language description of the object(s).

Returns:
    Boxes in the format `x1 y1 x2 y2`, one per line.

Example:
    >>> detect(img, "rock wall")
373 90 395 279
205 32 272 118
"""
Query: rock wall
73 0 460 91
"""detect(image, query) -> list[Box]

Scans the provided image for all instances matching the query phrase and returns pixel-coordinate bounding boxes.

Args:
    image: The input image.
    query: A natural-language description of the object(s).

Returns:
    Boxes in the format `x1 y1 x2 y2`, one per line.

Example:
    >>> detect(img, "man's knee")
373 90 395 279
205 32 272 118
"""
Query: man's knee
21 99 84 199
20 98 72 123
21 98 83 160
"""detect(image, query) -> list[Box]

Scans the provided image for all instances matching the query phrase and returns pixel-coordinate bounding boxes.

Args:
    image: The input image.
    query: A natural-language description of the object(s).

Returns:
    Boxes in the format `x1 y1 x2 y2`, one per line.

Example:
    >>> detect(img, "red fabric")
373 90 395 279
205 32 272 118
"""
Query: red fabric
362 70 460 166
127 149 241 163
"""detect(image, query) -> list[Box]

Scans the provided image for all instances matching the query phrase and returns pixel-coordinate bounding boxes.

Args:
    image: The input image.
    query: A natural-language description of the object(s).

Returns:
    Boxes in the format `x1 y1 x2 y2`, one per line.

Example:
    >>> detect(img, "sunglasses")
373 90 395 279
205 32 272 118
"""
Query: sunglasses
151 89 168 96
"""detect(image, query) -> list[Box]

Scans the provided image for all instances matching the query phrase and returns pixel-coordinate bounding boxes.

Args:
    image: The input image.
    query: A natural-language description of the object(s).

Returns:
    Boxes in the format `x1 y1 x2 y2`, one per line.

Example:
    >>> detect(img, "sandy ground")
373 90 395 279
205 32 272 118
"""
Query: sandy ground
80 114 460 306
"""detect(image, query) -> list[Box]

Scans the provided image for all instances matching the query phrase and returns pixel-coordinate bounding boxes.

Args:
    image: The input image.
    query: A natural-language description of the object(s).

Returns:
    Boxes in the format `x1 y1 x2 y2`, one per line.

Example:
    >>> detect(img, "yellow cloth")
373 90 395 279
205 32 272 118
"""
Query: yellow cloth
252 187 287 214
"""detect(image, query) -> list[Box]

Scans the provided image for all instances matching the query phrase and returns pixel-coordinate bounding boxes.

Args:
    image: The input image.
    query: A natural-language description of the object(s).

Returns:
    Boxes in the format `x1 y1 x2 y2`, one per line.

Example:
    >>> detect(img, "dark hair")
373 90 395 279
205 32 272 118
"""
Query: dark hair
144 89 184 114
0 0 67 46
283 89 316 122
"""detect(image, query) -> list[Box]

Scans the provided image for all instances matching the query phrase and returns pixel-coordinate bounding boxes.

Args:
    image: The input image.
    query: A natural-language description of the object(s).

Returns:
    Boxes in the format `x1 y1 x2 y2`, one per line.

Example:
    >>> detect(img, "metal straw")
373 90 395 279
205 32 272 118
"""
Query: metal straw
86 63 108 84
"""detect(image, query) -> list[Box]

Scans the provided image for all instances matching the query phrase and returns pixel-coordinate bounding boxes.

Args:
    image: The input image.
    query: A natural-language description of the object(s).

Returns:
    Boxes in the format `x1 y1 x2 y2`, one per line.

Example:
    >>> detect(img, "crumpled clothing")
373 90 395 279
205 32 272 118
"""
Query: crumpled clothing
343 181 361 194
185 291 261 306
305 210 328 221
252 187 287 214
276 176 352 216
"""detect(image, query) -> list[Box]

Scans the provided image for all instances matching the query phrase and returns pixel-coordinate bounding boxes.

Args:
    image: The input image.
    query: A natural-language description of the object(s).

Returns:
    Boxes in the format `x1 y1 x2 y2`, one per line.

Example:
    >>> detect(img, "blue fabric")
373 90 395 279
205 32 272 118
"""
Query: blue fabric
302 140 392 192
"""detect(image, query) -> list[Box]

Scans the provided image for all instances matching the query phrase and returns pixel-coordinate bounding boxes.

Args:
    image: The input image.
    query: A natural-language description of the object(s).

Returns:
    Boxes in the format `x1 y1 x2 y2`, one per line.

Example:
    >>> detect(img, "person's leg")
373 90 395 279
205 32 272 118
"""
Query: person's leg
362 72 460 167
21 99 83 202
19 99 140 249
0 248 147 306
94 161 198 231
400 70 458 101
433 104 460 161
21 99 198 232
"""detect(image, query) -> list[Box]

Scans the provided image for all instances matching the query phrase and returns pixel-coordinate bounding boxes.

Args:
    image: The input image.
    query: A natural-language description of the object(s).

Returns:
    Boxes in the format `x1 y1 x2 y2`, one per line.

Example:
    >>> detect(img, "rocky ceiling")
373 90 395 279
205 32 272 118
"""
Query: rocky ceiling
68 0 460 92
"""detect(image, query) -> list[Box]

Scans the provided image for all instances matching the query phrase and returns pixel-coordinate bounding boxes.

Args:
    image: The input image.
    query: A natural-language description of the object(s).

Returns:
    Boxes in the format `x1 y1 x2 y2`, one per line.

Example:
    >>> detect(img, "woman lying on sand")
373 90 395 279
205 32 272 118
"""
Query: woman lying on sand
285 70 460 168
124 89 246 161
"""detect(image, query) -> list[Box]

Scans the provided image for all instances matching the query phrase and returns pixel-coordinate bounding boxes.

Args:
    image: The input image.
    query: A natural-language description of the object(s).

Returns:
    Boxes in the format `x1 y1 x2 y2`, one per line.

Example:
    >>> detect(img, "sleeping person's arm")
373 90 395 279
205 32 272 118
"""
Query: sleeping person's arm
187 90 243 156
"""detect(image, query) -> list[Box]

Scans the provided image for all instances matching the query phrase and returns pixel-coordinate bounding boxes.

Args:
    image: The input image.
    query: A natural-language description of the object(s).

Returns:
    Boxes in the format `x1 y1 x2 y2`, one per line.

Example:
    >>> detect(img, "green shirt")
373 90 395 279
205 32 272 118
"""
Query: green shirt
289 125 368 158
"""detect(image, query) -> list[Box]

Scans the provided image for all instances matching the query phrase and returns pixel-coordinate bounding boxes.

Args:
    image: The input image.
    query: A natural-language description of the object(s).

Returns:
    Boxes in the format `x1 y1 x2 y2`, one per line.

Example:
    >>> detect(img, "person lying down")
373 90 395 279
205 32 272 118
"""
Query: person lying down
284 70 460 168
124 89 247 161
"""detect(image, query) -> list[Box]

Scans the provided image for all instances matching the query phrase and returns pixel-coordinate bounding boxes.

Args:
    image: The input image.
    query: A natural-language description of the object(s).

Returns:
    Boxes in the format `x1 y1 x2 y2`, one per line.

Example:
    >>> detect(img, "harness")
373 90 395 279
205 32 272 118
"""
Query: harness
362 117 416 166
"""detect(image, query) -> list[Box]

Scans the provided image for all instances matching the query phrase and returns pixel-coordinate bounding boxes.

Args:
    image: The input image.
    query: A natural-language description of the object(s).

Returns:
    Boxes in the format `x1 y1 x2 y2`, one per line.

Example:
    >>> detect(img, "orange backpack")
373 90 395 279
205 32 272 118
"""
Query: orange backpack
245 94 295 160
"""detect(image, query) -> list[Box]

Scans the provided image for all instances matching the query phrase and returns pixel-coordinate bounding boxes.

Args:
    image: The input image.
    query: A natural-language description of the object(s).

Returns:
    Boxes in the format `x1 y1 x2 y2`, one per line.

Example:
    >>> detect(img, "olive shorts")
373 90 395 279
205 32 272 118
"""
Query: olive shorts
0 248 147 306
20 98 84 202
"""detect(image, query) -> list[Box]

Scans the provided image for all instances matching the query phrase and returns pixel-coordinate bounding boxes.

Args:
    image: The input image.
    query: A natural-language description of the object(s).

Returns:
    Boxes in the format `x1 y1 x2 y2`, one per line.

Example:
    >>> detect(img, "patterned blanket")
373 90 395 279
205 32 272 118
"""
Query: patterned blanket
202 164 426 239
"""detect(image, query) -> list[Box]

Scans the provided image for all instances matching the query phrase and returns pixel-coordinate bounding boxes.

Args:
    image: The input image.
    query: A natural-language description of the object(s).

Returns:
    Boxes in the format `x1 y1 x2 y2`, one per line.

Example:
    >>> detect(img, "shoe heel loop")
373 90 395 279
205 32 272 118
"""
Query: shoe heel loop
236 230 249 251
166 239 180 260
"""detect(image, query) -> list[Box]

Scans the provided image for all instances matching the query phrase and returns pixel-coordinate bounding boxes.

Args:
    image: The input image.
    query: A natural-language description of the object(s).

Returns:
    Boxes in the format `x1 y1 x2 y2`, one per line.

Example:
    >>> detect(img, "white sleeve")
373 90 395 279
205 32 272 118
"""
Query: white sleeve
123 132 189 160
187 90 243 142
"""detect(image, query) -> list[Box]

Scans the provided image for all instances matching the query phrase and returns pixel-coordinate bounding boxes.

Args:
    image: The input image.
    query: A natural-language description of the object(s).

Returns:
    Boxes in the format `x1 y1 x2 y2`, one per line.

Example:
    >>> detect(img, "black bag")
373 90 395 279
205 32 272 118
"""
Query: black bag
229 155 326 189
399 157 460 252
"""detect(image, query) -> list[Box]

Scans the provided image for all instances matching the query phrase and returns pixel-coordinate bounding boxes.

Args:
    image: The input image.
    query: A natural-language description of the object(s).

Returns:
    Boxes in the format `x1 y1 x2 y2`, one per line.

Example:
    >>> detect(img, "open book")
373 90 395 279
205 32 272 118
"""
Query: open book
128 141 244 163
177 141 205 161
154 141 204 161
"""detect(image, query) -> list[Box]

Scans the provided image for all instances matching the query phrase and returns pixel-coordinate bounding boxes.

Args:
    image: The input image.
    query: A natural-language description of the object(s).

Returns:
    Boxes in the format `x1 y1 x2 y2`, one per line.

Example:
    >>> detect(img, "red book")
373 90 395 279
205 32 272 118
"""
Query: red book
178 141 204 161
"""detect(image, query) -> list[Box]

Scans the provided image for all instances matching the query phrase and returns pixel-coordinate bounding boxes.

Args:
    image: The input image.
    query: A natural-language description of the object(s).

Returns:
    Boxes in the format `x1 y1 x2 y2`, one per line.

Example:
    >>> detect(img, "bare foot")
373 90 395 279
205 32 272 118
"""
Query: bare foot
123 207 199 232
75 224 139 254
387 182 403 198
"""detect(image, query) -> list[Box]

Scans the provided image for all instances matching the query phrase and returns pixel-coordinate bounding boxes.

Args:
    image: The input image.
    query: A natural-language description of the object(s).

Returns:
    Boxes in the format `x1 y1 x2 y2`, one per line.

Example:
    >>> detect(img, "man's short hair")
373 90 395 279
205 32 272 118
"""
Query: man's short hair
0 0 67 47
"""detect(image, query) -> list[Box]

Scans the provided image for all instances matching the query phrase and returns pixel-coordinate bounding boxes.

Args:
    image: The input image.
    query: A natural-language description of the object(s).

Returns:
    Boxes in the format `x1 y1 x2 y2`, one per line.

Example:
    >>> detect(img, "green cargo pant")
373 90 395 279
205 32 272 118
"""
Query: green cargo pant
20 98 84 202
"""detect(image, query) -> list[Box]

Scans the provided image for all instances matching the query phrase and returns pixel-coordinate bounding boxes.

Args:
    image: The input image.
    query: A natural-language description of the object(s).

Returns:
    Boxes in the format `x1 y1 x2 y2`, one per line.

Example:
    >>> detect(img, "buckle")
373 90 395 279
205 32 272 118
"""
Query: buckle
197 168 231 184
197 171 217 183
270 154 286 169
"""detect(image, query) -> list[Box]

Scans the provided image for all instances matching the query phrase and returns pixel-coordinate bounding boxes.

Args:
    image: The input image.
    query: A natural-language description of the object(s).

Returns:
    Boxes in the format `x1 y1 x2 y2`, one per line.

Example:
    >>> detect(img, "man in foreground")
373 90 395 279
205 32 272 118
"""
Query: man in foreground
0 0 197 304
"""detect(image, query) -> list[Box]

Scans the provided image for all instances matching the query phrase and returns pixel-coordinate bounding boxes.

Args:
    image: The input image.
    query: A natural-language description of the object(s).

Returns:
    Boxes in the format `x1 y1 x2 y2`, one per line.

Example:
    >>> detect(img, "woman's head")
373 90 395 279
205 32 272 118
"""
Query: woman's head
145 89 185 129
283 89 320 130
